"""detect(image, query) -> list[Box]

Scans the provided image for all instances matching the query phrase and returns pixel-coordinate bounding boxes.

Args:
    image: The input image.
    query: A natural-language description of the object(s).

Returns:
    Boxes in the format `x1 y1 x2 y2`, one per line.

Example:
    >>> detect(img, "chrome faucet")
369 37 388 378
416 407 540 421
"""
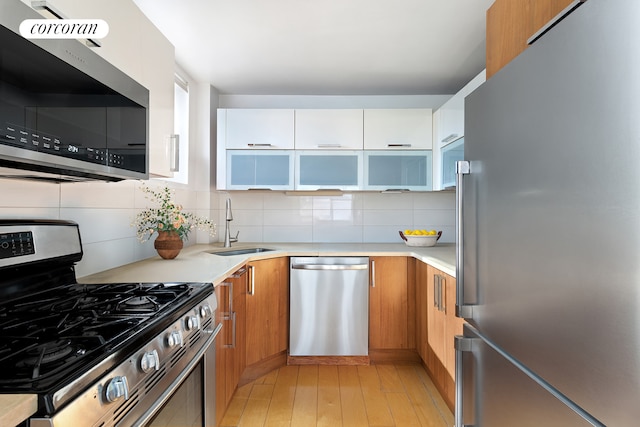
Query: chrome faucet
224 198 239 247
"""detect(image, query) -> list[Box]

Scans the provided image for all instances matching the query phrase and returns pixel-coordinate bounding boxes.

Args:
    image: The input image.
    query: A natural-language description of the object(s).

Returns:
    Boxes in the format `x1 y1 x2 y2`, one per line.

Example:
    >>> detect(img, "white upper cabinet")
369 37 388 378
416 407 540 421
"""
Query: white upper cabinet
436 70 486 145
225 109 295 149
294 109 363 150
433 70 486 190
364 109 433 149
36 0 176 177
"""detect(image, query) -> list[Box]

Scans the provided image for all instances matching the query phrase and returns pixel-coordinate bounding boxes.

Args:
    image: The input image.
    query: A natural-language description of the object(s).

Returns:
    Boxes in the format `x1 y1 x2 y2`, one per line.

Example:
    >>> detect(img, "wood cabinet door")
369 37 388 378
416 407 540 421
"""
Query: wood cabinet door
225 267 247 406
214 284 228 427
443 272 465 380
415 260 430 361
426 265 446 364
369 256 413 349
245 257 289 366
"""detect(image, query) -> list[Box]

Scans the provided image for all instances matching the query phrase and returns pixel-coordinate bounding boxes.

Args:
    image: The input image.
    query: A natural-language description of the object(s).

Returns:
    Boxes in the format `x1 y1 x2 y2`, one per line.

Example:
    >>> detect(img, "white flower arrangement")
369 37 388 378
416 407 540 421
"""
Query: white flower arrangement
132 184 216 242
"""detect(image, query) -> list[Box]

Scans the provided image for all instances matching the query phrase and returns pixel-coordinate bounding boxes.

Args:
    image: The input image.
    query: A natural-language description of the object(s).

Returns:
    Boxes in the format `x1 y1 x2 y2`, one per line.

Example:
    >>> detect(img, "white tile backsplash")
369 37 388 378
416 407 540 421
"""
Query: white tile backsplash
220 190 455 244
0 179 217 277
0 174 454 275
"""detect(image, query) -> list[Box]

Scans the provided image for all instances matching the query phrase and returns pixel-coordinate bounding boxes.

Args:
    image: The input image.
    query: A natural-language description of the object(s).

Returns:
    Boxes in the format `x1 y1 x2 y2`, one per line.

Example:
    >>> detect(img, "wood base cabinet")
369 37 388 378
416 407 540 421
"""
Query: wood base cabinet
245 257 289 367
215 267 247 426
416 261 465 411
369 257 416 352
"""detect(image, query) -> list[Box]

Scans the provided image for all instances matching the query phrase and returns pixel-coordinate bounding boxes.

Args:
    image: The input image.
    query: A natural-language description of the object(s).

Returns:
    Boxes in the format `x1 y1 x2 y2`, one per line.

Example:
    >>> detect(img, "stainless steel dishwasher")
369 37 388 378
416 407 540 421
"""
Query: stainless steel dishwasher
289 256 369 356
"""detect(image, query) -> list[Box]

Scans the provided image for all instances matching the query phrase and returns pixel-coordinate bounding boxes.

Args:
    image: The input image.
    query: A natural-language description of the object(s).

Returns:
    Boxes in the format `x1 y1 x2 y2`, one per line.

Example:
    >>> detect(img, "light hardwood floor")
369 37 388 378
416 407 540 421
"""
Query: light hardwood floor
219 363 453 427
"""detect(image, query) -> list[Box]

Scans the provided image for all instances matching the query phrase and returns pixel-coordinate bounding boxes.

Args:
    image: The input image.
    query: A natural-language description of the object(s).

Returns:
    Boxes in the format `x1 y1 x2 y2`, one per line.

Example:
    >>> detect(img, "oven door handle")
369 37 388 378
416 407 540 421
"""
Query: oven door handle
133 322 222 426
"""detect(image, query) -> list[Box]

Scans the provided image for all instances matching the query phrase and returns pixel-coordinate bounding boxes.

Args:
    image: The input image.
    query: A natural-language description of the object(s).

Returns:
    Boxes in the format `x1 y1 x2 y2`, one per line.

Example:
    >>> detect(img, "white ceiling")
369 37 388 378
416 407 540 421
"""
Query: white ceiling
132 0 494 96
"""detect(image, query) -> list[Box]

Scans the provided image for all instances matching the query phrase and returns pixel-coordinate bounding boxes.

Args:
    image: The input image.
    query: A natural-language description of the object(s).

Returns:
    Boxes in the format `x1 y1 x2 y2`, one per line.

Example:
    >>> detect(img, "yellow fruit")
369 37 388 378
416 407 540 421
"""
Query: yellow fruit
404 229 412 235
429 230 437 235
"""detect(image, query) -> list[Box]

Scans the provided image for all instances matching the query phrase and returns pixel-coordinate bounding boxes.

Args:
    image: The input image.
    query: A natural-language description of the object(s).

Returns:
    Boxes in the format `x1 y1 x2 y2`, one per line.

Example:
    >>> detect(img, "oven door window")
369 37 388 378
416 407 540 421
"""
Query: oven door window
146 360 204 427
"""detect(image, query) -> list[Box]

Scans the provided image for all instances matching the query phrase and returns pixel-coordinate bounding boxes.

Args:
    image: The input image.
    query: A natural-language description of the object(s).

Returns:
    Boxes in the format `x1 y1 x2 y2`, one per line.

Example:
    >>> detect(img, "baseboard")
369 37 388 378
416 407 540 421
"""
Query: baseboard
287 355 370 365
369 348 421 364
239 351 287 386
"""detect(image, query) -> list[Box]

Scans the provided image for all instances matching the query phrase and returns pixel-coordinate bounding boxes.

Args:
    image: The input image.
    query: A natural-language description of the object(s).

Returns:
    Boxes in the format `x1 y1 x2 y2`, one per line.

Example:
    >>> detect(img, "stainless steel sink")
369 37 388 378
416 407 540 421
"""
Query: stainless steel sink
209 248 274 256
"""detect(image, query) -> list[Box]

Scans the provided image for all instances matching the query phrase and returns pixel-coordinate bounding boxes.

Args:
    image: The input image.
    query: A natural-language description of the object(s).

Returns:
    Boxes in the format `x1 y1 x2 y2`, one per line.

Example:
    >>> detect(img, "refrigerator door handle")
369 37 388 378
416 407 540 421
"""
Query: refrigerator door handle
456 160 475 318
455 334 478 427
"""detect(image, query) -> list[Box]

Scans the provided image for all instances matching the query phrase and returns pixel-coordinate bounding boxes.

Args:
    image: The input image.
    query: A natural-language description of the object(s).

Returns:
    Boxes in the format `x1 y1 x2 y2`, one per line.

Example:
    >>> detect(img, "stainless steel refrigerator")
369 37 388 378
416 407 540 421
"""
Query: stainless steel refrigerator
455 0 639 425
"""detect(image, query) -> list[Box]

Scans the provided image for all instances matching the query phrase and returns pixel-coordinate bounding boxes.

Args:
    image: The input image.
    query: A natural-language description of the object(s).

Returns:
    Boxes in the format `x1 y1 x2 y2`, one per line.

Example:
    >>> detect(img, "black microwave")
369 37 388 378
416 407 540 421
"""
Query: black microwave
0 0 149 182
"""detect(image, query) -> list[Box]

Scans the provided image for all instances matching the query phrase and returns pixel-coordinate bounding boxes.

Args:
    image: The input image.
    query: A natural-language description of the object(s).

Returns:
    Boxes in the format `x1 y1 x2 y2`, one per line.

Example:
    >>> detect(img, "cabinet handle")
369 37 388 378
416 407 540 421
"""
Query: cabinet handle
317 144 342 148
370 260 376 287
441 275 446 313
248 265 255 295
169 134 180 172
231 267 247 278
219 282 232 320
386 143 411 147
247 143 273 147
433 275 438 309
455 334 478 427
442 133 460 143
225 311 237 349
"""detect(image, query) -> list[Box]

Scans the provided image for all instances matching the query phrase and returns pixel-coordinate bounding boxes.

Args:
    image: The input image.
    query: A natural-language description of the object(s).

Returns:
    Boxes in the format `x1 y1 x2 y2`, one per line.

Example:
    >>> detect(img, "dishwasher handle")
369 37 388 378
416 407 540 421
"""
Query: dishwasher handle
291 263 369 271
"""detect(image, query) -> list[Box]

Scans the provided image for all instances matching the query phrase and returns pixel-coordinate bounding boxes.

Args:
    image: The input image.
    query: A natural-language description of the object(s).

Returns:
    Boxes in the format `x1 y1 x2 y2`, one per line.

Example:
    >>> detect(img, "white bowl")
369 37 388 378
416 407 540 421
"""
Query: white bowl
399 231 442 247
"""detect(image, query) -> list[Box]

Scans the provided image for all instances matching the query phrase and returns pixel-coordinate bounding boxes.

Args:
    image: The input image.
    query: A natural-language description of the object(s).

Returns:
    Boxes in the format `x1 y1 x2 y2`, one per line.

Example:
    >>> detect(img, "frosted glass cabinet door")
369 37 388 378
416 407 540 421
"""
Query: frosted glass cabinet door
295 151 363 190
441 138 464 189
364 151 432 191
226 150 294 190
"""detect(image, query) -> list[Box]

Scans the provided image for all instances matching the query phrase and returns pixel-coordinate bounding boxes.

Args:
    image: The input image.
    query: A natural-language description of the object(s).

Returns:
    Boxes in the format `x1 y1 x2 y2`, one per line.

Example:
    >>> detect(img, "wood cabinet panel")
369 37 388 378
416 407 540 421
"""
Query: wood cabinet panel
532 0 578 36
415 259 429 361
442 271 464 379
426 265 446 362
486 0 532 79
214 284 228 427
486 0 576 78
245 257 289 366
369 256 414 350
215 266 248 426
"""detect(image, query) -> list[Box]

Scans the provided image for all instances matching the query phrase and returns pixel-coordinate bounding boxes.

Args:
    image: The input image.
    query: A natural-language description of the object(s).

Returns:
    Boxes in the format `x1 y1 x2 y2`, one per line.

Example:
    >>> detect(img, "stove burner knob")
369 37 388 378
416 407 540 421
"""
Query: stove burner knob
200 304 212 318
166 330 184 348
140 349 160 373
104 376 129 403
185 315 199 331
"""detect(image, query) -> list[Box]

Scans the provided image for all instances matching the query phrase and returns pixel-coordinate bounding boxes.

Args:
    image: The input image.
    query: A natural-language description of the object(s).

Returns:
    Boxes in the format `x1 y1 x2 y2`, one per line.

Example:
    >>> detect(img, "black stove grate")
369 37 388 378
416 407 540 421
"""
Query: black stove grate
0 281 195 391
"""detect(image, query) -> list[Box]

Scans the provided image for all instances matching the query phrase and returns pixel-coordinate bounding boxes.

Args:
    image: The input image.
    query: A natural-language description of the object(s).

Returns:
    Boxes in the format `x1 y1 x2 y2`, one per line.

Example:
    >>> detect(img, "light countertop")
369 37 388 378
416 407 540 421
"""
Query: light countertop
3 242 455 425
78 242 456 285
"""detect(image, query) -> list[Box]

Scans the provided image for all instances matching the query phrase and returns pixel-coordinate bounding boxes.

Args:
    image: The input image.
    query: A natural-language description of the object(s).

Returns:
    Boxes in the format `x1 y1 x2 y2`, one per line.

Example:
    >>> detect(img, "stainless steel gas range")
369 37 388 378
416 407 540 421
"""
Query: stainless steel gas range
0 220 220 427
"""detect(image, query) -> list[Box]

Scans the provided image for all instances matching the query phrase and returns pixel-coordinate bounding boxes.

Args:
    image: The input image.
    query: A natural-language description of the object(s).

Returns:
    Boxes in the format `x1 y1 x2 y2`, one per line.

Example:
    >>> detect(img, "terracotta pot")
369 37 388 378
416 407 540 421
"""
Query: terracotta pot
154 230 184 259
